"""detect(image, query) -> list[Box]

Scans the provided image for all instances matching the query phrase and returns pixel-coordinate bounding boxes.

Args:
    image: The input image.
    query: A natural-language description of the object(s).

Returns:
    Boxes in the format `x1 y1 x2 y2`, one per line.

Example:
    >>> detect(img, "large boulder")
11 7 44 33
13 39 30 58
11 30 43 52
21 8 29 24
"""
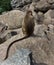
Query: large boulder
0 24 54 65
0 10 24 29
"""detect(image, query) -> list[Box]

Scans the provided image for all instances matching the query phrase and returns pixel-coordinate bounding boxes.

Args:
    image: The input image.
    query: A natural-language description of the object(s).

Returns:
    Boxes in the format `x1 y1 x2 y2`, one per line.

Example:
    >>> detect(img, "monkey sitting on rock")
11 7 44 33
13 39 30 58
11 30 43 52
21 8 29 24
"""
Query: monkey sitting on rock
4 10 35 60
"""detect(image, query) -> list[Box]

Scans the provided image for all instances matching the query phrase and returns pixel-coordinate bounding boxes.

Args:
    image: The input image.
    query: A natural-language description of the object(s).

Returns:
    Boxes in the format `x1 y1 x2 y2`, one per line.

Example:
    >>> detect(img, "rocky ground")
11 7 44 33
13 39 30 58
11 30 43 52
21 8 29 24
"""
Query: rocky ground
0 0 54 65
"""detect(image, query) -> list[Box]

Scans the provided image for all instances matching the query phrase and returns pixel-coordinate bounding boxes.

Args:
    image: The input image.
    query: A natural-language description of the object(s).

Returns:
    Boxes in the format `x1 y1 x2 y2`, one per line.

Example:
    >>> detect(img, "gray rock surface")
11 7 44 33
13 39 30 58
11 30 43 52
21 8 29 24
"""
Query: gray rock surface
10 0 54 12
11 0 32 10
1 49 32 65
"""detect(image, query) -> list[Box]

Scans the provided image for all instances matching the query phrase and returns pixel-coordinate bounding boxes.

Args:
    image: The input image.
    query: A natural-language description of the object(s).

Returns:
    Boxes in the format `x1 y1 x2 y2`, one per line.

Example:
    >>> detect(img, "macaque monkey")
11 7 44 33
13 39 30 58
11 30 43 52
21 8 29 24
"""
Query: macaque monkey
4 10 35 60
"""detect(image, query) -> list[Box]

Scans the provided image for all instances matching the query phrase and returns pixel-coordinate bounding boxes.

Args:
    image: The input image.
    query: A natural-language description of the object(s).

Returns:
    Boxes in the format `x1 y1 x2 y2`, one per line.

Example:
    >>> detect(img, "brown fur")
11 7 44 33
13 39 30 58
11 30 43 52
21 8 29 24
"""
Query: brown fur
22 10 35 36
4 10 35 60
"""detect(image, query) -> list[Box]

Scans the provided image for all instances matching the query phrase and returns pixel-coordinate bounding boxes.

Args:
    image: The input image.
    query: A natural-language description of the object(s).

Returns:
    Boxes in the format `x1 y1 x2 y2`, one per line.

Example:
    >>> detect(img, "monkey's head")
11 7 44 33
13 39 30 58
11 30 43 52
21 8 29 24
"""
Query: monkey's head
26 10 32 16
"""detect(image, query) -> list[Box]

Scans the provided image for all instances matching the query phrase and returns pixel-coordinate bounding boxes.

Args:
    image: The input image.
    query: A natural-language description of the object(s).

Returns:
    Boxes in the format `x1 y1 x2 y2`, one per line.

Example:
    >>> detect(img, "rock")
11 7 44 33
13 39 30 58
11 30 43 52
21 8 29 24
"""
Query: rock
51 4 54 9
1 31 54 65
11 0 53 12
0 37 6 44
18 4 30 12
51 19 54 25
0 31 12 44
32 0 40 2
0 10 24 29
11 0 32 10
0 28 22 60
0 28 21 44
37 12 44 24
1 49 32 65
48 24 54 33
34 0 50 13
34 24 47 37
0 22 8 43
29 3 35 11
2 12 7 15
50 10 54 18
44 10 54 25
47 0 54 4
44 31 54 55
0 25 54 65
43 18 52 26
0 21 8 33
44 9 54 19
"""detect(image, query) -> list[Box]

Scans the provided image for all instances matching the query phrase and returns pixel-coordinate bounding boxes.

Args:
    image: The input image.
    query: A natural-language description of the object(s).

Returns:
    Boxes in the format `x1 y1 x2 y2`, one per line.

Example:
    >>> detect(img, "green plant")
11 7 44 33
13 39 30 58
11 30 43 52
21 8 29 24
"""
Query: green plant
0 0 12 14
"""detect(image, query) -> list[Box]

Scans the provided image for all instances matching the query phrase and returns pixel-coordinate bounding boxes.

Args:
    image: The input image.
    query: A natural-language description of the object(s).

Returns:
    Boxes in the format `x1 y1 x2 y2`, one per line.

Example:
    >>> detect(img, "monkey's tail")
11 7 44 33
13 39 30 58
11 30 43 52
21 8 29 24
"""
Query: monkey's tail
4 35 30 60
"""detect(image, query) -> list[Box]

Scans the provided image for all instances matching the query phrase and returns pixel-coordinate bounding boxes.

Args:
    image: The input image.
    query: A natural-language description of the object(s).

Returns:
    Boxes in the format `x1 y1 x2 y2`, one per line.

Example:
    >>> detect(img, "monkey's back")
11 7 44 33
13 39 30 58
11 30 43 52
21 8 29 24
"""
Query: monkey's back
22 16 35 36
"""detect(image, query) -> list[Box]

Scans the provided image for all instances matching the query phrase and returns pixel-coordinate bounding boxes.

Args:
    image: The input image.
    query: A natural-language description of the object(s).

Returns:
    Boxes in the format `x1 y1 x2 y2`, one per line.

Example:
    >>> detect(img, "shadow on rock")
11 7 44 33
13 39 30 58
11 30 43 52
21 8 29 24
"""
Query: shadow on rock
11 31 17 36
32 58 48 65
